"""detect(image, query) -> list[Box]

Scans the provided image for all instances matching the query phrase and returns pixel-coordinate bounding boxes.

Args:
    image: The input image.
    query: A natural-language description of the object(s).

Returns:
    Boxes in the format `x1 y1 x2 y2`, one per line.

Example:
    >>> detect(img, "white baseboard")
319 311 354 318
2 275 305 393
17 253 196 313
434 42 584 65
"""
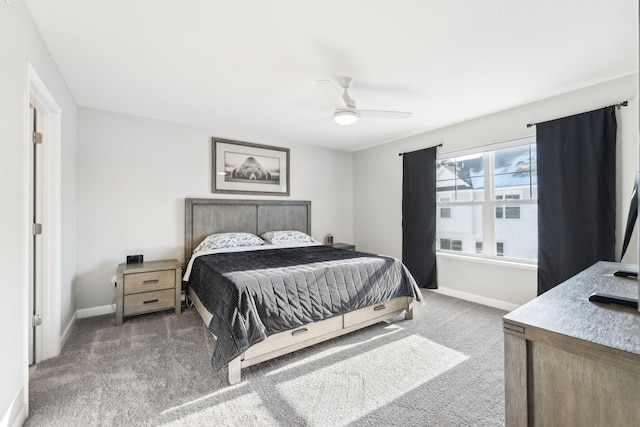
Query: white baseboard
430 287 521 312
2 387 27 427
76 304 115 319
9 406 26 427
60 311 77 350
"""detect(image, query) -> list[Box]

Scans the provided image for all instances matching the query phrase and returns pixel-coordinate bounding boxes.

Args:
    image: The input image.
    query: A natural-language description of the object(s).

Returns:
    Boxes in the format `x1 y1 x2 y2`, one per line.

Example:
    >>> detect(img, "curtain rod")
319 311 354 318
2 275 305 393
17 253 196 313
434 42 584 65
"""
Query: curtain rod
526 101 628 128
398 143 442 156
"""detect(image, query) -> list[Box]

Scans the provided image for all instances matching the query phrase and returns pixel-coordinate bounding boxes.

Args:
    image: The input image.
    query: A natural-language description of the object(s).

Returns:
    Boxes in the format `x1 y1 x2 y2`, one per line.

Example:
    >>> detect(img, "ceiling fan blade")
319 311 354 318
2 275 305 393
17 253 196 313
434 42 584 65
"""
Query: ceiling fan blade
316 80 347 109
358 110 412 119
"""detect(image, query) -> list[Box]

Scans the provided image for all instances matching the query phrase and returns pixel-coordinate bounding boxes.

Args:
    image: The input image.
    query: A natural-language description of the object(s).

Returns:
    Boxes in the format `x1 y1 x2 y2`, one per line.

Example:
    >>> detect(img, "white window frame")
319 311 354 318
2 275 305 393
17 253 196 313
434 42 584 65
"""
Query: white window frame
436 136 537 263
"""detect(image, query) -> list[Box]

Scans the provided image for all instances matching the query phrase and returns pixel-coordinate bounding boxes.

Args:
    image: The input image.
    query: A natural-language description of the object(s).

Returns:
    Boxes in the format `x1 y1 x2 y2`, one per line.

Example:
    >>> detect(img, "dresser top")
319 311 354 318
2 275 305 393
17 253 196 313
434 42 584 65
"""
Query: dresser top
117 258 180 273
503 261 640 356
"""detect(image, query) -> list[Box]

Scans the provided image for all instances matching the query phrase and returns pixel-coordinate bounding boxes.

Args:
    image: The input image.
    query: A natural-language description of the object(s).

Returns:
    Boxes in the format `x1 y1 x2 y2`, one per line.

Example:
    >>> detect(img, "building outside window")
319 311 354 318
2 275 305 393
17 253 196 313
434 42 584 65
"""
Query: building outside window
440 197 452 218
436 137 537 261
496 195 521 219
440 238 451 250
440 238 462 251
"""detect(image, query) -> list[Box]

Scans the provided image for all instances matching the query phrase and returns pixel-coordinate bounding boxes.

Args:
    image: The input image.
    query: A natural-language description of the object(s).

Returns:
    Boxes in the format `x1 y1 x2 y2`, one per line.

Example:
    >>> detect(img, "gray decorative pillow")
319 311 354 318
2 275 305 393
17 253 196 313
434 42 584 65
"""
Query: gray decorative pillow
193 232 264 253
262 230 318 245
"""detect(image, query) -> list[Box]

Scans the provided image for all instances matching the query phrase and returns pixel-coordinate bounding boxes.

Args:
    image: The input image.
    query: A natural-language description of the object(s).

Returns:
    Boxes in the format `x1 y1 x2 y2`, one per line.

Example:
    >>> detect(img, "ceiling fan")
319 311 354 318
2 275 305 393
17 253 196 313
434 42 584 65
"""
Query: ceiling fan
316 77 412 125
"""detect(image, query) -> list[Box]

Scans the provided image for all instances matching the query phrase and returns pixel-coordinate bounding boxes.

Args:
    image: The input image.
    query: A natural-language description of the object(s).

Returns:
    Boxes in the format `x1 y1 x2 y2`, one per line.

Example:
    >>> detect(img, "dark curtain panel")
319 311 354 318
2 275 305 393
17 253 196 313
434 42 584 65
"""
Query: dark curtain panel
402 146 437 288
537 106 617 295
621 178 637 259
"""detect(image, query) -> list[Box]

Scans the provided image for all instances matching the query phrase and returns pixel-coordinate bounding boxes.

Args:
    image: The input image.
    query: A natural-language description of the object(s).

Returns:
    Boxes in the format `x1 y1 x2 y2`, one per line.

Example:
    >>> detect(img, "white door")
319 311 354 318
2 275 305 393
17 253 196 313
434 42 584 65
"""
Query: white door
29 104 44 365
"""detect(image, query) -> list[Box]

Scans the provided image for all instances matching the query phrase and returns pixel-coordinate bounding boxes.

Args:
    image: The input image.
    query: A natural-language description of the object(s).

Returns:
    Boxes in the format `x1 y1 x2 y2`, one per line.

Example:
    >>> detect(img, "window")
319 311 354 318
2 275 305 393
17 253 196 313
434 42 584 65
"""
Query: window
440 238 462 251
496 194 521 219
505 207 520 219
440 238 451 250
436 137 537 261
440 197 452 218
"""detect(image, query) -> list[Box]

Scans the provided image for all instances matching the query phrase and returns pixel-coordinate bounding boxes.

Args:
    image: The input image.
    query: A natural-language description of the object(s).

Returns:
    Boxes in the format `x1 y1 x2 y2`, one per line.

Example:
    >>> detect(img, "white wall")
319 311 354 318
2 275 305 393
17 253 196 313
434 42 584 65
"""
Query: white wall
0 2 77 426
75 108 354 310
354 74 639 308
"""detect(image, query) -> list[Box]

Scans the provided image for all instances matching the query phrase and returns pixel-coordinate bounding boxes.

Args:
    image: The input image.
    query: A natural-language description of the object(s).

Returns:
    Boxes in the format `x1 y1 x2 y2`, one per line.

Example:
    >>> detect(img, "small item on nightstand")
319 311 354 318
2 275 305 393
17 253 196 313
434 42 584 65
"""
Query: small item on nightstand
126 254 144 264
325 234 333 245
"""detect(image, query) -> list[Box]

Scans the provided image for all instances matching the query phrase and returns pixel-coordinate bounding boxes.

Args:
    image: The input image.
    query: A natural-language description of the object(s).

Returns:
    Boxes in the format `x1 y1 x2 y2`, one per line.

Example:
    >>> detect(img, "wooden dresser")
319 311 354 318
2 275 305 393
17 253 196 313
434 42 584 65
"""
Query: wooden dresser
115 259 182 326
503 261 640 427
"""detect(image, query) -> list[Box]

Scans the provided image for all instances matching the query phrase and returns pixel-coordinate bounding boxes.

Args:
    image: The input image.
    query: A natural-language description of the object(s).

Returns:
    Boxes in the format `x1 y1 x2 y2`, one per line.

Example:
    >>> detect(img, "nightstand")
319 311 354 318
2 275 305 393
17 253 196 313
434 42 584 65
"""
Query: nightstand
331 242 356 251
115 259 181 326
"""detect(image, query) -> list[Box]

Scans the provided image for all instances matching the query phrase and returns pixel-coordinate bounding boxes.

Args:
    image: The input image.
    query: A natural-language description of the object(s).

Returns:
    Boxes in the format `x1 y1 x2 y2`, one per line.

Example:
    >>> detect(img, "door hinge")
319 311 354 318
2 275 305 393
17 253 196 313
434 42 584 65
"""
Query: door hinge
32 223 42 235
32 314 42 327
33 131 43 144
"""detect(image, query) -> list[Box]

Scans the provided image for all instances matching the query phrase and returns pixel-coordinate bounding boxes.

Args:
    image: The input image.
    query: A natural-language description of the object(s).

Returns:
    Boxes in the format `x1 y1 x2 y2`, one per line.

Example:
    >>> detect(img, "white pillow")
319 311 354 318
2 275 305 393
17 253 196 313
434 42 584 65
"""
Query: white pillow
262 230 318 245
193 232 264 253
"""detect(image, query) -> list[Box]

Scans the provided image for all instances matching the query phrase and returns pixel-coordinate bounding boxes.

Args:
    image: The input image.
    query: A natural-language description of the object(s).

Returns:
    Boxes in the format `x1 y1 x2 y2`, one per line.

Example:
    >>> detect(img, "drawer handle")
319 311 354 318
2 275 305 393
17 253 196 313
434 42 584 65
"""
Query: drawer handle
291 328 308 336
374 305 386 311
143 279 160 285
143 299 159 305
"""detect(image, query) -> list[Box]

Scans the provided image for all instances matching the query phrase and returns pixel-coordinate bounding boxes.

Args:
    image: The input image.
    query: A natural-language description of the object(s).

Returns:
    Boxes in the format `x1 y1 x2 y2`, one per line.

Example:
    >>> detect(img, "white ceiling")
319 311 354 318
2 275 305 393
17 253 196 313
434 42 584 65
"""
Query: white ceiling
24 0 638 152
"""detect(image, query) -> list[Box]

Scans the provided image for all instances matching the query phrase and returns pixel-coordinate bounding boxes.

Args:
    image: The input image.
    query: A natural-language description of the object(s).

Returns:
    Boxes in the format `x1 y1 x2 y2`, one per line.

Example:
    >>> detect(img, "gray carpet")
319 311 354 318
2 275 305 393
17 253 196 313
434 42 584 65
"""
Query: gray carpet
27 291 507 426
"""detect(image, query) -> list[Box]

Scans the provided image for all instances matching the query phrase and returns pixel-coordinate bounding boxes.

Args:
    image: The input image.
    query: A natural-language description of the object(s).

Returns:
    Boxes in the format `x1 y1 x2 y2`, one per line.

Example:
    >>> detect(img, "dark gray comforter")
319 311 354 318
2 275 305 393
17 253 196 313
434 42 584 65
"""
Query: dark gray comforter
187 245 421 371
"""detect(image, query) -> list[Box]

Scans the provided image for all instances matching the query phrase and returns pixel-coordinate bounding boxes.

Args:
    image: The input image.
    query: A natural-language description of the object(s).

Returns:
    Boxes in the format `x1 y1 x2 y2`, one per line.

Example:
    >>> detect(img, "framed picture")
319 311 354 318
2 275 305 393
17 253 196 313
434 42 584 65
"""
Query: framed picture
212 137 290 196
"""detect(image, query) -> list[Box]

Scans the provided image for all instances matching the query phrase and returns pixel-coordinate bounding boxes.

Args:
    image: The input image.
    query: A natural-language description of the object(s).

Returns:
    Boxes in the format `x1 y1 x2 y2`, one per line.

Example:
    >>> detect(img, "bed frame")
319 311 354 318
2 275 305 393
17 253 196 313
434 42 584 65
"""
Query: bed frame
184 198 414 384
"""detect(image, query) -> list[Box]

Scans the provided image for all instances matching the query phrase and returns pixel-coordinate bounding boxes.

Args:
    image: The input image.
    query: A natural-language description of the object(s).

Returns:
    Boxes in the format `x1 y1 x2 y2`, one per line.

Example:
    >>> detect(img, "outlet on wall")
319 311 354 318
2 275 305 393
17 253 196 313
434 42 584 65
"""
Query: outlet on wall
111 275 117 287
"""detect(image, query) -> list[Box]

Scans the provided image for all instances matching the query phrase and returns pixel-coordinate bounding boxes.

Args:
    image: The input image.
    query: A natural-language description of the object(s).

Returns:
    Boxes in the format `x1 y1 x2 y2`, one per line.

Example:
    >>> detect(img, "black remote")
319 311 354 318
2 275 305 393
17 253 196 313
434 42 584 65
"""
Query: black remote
588 293 638 309
613 270 638 278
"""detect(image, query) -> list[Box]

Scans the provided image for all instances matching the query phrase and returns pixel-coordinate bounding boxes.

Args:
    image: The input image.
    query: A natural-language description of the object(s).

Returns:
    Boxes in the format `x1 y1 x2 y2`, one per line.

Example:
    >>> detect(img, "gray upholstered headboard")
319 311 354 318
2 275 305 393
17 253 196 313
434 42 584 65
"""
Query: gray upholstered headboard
184 198 311 262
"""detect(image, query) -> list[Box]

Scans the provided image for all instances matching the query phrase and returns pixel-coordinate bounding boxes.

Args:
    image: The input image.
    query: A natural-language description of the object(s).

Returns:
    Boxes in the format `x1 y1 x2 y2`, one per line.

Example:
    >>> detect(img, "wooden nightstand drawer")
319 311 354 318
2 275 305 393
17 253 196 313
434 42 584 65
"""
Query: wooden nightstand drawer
343 297 408 328
124 269 175 295
124 288 176 316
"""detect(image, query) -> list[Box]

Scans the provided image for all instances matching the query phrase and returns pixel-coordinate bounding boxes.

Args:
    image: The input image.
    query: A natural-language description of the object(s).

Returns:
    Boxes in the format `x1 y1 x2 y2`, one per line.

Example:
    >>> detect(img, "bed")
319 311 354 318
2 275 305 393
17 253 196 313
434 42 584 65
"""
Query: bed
183 198 421 384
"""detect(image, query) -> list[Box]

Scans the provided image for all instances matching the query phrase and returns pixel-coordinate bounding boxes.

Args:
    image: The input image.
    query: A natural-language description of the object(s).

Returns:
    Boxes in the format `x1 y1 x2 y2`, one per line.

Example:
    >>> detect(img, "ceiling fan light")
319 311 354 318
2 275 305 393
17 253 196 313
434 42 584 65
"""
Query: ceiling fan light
334 110 358 125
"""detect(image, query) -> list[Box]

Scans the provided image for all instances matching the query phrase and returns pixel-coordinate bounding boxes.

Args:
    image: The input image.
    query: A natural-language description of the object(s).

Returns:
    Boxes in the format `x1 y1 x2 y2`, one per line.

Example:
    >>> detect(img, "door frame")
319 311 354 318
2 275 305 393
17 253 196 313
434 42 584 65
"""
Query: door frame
26 63 62 365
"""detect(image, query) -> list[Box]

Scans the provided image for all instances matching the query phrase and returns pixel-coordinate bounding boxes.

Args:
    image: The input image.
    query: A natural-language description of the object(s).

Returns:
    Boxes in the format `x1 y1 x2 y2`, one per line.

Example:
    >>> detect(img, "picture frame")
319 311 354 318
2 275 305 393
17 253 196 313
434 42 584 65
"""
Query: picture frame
212 137 290 196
